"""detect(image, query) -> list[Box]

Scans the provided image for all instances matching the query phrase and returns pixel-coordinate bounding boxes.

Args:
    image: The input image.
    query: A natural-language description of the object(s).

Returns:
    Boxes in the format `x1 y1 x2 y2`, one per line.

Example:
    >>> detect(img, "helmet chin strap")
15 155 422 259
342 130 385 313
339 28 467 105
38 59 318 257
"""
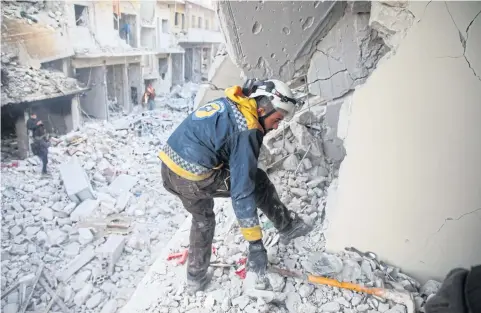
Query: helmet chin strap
258 109 277 131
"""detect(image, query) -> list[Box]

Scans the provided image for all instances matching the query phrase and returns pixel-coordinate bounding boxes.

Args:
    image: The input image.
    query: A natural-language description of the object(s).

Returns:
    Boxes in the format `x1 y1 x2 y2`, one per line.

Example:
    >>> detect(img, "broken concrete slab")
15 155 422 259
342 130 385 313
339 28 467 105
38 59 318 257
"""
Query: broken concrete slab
59 160 96 202
98 235 125 275
70 199 99 222
108 174 138 197
57 246 95 282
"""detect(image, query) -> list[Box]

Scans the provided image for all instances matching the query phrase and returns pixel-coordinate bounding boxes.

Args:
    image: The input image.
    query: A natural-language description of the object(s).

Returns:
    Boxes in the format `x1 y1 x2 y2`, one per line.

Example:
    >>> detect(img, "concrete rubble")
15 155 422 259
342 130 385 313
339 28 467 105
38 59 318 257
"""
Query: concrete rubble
1 0 66 29
1 52 86 105
0 92 194 313
1 1 459 311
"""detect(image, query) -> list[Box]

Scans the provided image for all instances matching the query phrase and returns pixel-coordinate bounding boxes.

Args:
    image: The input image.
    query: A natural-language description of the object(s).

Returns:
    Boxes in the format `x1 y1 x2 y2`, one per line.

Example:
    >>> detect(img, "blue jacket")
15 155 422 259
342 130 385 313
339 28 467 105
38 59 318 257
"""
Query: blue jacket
159 86 265 241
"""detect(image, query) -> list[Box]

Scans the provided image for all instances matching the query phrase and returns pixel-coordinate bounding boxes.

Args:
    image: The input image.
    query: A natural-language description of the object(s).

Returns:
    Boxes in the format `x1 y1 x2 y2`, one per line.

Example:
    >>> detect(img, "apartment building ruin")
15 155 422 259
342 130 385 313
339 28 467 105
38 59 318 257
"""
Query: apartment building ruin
1 0 223 159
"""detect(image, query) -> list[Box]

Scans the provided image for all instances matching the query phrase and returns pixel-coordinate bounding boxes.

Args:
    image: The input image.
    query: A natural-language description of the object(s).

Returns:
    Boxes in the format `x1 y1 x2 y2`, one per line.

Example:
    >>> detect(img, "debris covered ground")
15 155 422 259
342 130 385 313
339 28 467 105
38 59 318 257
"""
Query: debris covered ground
1 88 442 313
118 97 442 313
1 97 192 313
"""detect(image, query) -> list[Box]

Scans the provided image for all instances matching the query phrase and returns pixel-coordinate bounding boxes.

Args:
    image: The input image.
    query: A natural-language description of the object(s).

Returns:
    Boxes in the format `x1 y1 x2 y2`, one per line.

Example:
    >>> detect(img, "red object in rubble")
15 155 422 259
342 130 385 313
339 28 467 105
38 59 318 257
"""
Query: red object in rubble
1 161 19 168
234 257 248 279
166 249 189 265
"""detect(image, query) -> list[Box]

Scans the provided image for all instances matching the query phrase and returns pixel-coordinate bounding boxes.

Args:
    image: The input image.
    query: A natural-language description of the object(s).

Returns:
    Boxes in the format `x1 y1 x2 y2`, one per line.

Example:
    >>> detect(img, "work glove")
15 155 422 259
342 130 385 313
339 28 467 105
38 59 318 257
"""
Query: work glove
424 268 469 313
247 240 268 276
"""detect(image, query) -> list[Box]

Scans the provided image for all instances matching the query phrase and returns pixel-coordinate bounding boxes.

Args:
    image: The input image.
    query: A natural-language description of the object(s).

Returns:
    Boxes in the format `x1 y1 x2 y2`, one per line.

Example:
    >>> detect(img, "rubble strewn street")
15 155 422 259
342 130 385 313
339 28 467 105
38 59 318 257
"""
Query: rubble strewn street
1 99 192 313
2 84 442 313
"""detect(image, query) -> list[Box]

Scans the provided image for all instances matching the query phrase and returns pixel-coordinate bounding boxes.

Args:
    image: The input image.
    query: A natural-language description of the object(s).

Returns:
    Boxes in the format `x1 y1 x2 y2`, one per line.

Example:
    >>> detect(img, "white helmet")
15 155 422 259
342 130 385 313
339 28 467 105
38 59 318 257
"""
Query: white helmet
246 79 297 119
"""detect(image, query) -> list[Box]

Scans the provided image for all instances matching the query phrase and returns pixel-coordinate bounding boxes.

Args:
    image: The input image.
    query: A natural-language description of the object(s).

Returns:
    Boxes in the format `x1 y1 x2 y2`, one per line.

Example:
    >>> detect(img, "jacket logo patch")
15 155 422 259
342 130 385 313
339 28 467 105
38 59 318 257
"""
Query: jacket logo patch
193 101 225 120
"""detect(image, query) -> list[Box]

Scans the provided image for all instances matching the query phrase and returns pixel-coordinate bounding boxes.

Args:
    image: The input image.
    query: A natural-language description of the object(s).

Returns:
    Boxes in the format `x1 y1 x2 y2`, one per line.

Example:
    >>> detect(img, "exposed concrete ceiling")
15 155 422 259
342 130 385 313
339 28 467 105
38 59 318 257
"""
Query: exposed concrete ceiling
215 1 346 81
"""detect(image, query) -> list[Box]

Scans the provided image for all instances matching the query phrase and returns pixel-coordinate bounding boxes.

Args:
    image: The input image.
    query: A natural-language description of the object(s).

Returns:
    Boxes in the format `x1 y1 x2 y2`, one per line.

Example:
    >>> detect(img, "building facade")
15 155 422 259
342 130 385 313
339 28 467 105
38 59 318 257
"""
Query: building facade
1 0 223 159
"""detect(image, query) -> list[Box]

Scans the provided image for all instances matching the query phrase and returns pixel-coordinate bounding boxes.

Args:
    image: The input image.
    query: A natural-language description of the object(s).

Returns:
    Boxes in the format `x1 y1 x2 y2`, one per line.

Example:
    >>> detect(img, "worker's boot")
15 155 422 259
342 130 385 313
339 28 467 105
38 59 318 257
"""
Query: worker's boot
186 271 213 295
279 212 312 245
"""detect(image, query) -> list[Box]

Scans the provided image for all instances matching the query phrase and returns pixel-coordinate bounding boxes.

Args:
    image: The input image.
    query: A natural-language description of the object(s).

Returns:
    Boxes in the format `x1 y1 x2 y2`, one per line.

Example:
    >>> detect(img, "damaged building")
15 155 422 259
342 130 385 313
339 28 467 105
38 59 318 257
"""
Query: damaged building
2 1 480 313
215 0 481 283
1 0 223 158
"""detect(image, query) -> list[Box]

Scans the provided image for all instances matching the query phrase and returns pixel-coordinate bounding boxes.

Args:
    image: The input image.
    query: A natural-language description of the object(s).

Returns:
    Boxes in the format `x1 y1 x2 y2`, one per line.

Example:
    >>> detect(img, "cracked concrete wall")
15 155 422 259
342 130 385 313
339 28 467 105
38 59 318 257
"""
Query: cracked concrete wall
325 1 481 282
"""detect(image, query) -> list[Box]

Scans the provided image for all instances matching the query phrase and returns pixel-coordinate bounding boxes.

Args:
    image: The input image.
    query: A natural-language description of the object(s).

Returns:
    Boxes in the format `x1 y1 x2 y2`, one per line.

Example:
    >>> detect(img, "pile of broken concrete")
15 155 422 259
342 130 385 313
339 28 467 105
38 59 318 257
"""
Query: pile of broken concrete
1 53 86 106
1 109 190 313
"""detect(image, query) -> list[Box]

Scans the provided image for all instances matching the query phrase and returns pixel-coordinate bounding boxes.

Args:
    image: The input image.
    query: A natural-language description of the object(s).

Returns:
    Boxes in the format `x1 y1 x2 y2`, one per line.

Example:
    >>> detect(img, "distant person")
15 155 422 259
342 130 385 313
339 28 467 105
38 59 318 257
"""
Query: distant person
143 84 156 111
26 111 50 175
120 22 131 45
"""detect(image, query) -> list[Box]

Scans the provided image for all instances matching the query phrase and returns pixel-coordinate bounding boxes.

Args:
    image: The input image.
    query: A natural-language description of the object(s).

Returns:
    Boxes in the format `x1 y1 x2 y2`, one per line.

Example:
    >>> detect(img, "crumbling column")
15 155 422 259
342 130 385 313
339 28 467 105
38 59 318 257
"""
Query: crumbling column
122 65 130 112
15 110 29 159
68 95 81 132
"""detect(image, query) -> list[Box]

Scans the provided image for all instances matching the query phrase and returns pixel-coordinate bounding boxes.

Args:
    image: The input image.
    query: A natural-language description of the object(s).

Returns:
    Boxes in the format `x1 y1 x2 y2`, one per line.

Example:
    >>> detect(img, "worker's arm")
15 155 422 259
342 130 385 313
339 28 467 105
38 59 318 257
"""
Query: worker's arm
228 129 263 242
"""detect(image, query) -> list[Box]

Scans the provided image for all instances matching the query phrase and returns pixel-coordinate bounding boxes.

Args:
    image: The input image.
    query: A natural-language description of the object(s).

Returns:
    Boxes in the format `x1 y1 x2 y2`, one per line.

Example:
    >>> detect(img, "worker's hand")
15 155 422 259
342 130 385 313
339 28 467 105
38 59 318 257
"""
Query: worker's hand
424 268 469 313
36 120 43 126
247 240 267 276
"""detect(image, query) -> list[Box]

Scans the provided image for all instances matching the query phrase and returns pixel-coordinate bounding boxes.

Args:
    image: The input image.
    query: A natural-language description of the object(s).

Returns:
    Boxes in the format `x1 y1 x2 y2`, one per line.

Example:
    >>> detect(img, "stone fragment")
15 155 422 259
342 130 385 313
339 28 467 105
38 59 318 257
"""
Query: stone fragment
282 154 299 171
351 295 362 306
58 246 95 282
231 295 250 309
290 122 323 157
70 199 99 222
9 225 22 236
339 259 362 282
47 229 67 245
378 302 390 313
108 174 138 196
361 259 374 280
74 283 93 306
39 207 54 221
78 228 94 245
266 272 285 292
420 279 441 296
321 301 341 312
100 299 117 313
64 242 80 257
298 284 314 298
291 188 307 197
59 161 95 202
3 303 18 313
357 303 370 312
116 192 131 212
285 292 302 313
98 235 125 275
86 292 104 309
308 253 343 276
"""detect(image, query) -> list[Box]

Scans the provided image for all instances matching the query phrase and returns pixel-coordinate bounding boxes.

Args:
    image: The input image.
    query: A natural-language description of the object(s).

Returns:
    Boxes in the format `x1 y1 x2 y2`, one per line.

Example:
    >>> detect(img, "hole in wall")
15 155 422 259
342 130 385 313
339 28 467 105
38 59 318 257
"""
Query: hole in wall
302 16 314 30
252 21 262 34
282 27 290 35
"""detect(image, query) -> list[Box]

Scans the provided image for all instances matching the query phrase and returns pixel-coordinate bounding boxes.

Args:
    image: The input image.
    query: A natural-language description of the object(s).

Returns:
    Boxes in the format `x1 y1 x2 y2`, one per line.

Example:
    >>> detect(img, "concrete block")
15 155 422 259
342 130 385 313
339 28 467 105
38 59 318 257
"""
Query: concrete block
98 235 125 275
115 192 131 212
108 174 138 197
59 161 95 202
58 246 95 282
70 199 99 222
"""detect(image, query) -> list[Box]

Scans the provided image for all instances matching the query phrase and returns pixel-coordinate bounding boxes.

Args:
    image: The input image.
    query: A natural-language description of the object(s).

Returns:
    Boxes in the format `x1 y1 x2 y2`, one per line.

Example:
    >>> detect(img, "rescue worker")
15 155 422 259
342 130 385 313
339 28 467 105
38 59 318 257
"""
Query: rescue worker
143 84 156 111
26 111 50 175
160 79 312 293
